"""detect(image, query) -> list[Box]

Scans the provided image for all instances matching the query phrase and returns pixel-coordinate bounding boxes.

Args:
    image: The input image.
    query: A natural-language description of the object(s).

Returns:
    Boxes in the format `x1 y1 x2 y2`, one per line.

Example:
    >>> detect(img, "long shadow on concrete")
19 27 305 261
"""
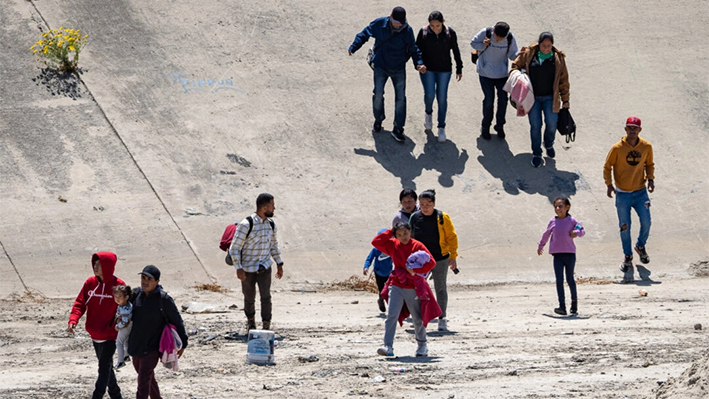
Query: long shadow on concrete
476 136 583 203
417 129 469 188
354 129 422 190
354 129 469 190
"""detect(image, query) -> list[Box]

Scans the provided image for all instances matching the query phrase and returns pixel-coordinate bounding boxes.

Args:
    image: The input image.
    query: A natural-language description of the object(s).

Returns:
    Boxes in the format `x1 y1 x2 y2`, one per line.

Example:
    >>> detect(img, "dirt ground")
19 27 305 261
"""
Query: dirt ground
1 272 707 399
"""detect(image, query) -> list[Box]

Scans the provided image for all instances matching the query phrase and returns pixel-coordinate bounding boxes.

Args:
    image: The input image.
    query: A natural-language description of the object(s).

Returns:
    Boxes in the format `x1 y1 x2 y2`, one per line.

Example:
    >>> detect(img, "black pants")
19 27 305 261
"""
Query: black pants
479 75 508 128
242 267 272 322
553 253 577 307
92 340 122 399
375 273 389 297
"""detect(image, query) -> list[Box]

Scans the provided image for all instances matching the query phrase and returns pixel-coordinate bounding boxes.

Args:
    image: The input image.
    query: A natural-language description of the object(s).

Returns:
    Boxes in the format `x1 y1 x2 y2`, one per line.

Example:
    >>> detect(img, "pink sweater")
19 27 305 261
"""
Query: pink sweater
538 216 585 254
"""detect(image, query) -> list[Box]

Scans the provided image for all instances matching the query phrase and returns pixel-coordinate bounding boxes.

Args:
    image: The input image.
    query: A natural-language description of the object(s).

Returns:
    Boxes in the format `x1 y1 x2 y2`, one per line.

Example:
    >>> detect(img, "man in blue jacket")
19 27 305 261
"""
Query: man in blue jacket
349 6 426 143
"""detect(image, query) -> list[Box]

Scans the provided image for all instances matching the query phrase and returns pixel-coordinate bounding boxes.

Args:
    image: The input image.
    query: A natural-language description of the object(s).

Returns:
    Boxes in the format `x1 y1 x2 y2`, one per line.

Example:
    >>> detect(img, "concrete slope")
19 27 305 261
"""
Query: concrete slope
1 0 707 297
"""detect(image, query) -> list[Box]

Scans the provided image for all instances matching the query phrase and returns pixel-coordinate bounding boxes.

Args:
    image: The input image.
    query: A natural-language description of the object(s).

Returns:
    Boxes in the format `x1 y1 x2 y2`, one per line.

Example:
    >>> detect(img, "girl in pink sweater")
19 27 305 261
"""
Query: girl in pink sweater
538 197 585 315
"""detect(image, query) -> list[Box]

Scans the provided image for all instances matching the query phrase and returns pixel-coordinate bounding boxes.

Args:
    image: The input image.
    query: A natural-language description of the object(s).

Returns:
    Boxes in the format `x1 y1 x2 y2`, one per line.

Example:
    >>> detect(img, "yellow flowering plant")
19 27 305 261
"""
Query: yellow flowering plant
30 27 88 72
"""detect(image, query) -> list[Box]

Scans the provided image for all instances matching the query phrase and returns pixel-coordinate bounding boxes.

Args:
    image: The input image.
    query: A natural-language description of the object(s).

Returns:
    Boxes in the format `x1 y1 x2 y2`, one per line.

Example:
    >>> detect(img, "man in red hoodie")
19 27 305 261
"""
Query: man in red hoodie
68 252 125 399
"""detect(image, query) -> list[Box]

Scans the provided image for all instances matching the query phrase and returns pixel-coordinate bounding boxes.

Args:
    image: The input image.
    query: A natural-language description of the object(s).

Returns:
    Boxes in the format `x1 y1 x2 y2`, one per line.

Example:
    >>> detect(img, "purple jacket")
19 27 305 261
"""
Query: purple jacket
538 216 585 254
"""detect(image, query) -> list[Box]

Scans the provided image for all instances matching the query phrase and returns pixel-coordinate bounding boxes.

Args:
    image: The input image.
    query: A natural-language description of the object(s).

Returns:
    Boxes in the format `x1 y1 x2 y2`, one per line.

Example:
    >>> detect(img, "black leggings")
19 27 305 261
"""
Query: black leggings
553 253 577 307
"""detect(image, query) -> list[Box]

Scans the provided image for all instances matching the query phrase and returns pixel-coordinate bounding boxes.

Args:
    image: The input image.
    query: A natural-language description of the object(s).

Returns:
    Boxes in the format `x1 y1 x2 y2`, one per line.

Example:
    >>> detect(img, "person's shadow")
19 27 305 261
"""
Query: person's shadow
354 129 469 189
417 130 469 187
354 129 423 190
621 264 661 285
476 136 584 203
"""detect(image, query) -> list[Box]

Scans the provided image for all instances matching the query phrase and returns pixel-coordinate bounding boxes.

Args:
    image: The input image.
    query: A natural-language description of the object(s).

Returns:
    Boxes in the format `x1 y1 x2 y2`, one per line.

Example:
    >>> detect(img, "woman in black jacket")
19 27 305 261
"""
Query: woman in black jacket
415 11 463 142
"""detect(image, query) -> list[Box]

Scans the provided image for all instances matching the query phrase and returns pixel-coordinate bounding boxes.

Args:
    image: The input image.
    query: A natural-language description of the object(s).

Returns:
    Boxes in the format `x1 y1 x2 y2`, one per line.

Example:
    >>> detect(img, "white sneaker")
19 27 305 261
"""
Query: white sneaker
424 113 433 130
377 346 394 356
415 342 428 357
437 127 446 142
438 318 448 331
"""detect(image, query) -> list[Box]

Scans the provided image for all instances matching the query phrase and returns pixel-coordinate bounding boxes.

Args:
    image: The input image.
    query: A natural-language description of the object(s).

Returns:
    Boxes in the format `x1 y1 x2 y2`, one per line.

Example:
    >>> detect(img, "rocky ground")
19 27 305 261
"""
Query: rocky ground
1 272 708 398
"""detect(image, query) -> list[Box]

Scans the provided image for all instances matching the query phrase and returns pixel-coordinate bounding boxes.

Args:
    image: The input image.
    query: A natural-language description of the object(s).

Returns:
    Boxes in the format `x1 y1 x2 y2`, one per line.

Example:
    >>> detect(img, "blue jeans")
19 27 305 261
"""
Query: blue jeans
479 76 508 129
373 67 407 131
553 253 577 307
528 95 558 157
615 188 652 256
420 71 452 128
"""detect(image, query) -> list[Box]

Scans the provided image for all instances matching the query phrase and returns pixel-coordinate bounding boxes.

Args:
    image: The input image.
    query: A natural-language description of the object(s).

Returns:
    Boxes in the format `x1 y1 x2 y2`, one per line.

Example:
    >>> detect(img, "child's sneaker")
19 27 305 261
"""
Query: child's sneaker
619 255 633 272
634 246 650 264
377 346 394 357
415 342 428 357
437 318 448 331
377 297 386 313
554 307 567 316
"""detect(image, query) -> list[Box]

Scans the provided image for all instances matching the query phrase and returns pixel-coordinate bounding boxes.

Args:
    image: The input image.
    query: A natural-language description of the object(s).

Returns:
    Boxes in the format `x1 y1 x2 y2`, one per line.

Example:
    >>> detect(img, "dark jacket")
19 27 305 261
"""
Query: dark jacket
349 16 422 70
128 285 188 357
415 25 463 74
409 210 458 262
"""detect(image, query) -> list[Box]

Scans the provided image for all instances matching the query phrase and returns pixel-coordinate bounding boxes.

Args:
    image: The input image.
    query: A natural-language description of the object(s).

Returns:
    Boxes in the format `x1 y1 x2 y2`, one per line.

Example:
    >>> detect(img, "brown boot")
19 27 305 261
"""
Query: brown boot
262 321 271 331
247 318 256 331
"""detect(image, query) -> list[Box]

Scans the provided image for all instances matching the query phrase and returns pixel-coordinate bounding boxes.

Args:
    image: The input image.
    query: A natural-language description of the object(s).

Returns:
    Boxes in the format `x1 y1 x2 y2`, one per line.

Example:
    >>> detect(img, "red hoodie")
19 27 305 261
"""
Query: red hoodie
68 252 125 341
371 229 436 289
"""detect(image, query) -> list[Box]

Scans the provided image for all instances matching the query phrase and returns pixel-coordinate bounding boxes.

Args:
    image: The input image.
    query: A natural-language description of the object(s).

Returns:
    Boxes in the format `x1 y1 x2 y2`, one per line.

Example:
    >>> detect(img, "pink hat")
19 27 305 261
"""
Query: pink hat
626 116 641 127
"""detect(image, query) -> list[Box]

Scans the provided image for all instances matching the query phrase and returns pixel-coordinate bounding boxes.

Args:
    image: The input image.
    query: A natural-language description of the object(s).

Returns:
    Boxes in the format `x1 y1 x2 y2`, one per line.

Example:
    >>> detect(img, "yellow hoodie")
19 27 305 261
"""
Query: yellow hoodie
603 136 654 192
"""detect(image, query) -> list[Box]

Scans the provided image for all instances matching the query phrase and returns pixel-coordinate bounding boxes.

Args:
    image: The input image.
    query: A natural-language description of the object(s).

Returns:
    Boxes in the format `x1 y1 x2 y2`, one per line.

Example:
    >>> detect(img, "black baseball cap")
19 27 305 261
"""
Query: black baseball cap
139 265 161 280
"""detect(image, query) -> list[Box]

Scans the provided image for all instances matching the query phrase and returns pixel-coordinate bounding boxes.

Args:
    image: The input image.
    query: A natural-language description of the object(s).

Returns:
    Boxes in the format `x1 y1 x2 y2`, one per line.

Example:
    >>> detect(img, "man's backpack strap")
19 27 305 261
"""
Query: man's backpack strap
485 27 513 54
245 216 254 239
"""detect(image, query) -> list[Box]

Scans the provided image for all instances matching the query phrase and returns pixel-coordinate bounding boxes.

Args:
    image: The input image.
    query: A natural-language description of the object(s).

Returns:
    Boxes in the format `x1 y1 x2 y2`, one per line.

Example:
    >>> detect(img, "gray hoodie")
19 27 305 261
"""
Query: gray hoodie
470 28 519 79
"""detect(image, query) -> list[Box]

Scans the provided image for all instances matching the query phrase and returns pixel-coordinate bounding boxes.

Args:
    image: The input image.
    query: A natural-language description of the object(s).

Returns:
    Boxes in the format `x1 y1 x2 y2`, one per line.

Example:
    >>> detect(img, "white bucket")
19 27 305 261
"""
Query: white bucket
246 329 275 365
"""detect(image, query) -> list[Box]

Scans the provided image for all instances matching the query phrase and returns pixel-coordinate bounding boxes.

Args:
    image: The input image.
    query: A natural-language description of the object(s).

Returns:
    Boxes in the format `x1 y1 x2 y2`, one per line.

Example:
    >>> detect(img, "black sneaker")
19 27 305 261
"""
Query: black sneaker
480 126 491 140
554 307 567 316
531 156 543 168
493 125 505 139
546 147 556 158
391 128 405 142
378 297 386 313
570 301 577 314
619 255 633 272
373 120 383 133
634 246 650 264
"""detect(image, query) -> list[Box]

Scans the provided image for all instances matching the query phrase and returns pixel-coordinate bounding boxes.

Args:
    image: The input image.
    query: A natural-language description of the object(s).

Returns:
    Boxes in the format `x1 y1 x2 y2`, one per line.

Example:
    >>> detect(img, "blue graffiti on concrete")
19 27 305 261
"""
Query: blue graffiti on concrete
170 72 244 94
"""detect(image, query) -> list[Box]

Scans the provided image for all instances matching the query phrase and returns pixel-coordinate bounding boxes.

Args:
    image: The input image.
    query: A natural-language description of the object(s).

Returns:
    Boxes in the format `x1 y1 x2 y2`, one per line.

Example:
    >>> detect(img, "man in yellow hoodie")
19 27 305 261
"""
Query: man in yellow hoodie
603 116 655 273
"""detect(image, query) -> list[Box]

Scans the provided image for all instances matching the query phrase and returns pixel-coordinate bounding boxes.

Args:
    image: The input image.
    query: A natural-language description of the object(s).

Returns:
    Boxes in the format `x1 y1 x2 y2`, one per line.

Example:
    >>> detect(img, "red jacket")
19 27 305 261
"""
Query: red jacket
371 229 436 289
68 252 125 341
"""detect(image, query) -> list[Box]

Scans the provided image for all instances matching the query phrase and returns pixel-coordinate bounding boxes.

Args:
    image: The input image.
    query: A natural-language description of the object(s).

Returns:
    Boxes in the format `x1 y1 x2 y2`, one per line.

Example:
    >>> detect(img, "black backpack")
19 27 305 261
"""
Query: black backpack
471 27 512 64
557 108 576 143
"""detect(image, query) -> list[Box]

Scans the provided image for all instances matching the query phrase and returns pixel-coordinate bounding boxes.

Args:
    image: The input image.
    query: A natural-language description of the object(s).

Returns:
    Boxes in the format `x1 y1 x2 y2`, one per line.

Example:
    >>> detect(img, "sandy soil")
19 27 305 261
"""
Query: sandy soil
1 273 707 399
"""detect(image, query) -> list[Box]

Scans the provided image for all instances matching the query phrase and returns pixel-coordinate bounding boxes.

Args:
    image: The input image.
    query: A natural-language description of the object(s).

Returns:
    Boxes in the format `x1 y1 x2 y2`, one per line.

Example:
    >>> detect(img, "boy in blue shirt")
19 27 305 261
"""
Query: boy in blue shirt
363 228 394 313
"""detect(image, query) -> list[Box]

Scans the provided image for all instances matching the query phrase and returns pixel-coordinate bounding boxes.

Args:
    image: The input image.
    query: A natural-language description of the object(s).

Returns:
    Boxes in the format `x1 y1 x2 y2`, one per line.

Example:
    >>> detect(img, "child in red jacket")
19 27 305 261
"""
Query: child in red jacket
68 252 125 399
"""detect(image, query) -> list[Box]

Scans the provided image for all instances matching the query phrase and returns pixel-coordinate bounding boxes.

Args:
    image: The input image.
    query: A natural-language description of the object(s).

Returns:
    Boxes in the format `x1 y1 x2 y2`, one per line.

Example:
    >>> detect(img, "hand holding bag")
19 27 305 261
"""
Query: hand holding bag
557 107 576 143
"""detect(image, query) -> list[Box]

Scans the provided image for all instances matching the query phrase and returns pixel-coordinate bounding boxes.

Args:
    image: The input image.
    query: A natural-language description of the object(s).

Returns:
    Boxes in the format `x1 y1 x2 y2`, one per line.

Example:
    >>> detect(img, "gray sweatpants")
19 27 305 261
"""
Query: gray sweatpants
383 285 426 348
116 323 131 364
430 258 449 318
